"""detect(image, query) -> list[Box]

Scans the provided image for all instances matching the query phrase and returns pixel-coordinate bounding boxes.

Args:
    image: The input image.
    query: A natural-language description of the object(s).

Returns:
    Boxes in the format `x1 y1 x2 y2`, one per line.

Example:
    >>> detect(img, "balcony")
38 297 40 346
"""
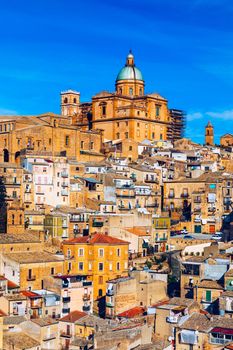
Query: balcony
106 302 114 308
61 190 69 196
194 198 201 203
144 178 159 184
83 294 91 301
166 316 179 323
83 304 91 312
27 275 36 281
62 296 71 303
106 289 114 296
181 193 189 198
62 308 70 314
61 172 68 178
118 205 131 211
145 203 159 208
92 221 104 227
83 281 92 287
60 331 72 338
43 333 57 341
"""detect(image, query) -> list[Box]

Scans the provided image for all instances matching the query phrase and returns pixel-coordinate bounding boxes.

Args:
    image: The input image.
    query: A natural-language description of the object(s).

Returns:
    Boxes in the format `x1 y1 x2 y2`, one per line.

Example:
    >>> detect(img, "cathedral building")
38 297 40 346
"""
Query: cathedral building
69 51 185 143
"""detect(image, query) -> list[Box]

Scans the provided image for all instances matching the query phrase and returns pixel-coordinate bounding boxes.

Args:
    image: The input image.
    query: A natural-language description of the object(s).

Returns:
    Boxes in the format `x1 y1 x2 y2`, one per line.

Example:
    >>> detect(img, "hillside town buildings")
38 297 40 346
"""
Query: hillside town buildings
0 52 233 349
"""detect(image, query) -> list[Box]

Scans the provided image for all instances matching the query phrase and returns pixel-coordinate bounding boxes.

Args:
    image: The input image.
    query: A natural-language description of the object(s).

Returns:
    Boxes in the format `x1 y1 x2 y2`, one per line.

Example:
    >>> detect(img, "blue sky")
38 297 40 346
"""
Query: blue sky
0 0 233 143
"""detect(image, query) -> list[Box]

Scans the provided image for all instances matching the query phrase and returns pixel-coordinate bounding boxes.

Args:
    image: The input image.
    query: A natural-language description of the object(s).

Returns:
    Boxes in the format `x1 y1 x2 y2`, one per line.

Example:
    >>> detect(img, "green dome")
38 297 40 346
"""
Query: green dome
116 66 143 81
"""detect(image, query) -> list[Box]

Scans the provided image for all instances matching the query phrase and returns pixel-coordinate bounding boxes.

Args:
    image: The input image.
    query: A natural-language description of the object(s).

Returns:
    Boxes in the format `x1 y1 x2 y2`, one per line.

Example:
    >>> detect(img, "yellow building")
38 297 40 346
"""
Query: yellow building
62 233 129 300
74 51 183 143
1 251 64 290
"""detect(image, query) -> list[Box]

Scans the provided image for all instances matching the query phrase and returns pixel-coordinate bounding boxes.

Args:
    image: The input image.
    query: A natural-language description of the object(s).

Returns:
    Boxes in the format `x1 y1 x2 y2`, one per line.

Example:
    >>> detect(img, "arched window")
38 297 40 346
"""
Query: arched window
64 97 68 104
12 214 15 225
73 98 77 103
139 88 143 96
119 88 122 94
129 88 133 96
19 214 22 225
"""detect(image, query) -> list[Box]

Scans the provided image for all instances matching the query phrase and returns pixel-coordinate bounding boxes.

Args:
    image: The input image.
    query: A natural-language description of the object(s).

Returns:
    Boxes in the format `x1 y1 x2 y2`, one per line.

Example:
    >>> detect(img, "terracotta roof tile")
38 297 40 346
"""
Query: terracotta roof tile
63 233 128 245
60 310 87 323
117 306 145 318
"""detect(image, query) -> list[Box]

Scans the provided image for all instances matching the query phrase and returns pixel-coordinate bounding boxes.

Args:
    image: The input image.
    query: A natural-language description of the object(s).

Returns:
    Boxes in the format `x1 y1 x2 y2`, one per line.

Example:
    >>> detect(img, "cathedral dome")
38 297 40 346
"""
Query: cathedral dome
116 51 144 82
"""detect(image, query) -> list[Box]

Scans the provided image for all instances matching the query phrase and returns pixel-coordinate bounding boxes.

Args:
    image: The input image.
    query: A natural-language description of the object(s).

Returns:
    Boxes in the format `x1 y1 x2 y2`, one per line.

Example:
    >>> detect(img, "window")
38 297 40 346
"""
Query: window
19 214 22 225
98 276 103 284
156 105 160 117
139 88 143 96
90 142 94 150
80 141 84 149
12 214 15 225
98 262 104 271
137 111 140 116
12 191 17 198
117 248 121 257
125 121 128 126
88 262 92 271
109 262 112 271
129 88 133 95
65 135 70 146
102 105 106 116
78 248 84 257
51 267 55 275
129 146 132 151
79 262 84 271
98 289 103 297
125 132 128 139
116 133 120 139
117 262 120 270
160 133 163 140
99 249 104 257
152 132 155 139
68 262 72 271
117 122 120 127
64 97 68 103
49 138 52 145
73 98 77 103
67 249 71 258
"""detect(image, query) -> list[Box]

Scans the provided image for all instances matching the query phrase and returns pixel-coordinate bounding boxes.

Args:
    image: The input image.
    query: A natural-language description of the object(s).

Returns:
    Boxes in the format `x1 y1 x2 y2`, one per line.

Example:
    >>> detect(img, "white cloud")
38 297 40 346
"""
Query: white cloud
186 112 203 121
207 109 233 120
0 108 18 115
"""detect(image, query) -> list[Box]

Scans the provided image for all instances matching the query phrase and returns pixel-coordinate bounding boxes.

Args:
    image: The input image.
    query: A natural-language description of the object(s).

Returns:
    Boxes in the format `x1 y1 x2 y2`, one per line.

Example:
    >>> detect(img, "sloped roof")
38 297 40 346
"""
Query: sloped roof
63 233 129 245
60 310 87 323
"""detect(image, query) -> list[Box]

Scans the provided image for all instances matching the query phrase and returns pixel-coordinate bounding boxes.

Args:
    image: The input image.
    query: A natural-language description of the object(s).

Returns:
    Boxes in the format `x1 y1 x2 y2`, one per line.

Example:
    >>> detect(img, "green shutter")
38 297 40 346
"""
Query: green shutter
206 290 211 302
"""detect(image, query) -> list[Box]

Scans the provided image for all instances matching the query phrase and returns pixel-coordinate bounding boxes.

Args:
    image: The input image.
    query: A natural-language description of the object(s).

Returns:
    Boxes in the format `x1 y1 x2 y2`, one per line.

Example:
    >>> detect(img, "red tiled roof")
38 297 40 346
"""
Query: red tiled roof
7 280 19 289
211 327 233 335
63 233 128 245
117 306 145 318
21 291 41 298
60 310 87 323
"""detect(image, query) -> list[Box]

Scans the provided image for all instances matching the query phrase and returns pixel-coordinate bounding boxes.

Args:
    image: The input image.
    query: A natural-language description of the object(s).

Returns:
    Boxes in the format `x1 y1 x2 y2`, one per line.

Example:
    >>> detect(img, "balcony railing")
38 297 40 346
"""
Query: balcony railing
106 289 114 296
92 221 104 227
83 281 92 287
83 294 91 301
61 172 69 178
62 308 70 314
27 275 36 281
61 190 69 196
144 178 159 184
43 333 57 341
194 198 201 203
181 193 189 198
83 305 91 312
60 331 72 338
166 316 179 323
62 296 71 303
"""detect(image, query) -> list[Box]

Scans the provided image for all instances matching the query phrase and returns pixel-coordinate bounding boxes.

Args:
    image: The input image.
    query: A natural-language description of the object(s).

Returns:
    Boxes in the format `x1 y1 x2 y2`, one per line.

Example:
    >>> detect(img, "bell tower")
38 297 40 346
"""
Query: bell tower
61 90 80 117
205 121 214 146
